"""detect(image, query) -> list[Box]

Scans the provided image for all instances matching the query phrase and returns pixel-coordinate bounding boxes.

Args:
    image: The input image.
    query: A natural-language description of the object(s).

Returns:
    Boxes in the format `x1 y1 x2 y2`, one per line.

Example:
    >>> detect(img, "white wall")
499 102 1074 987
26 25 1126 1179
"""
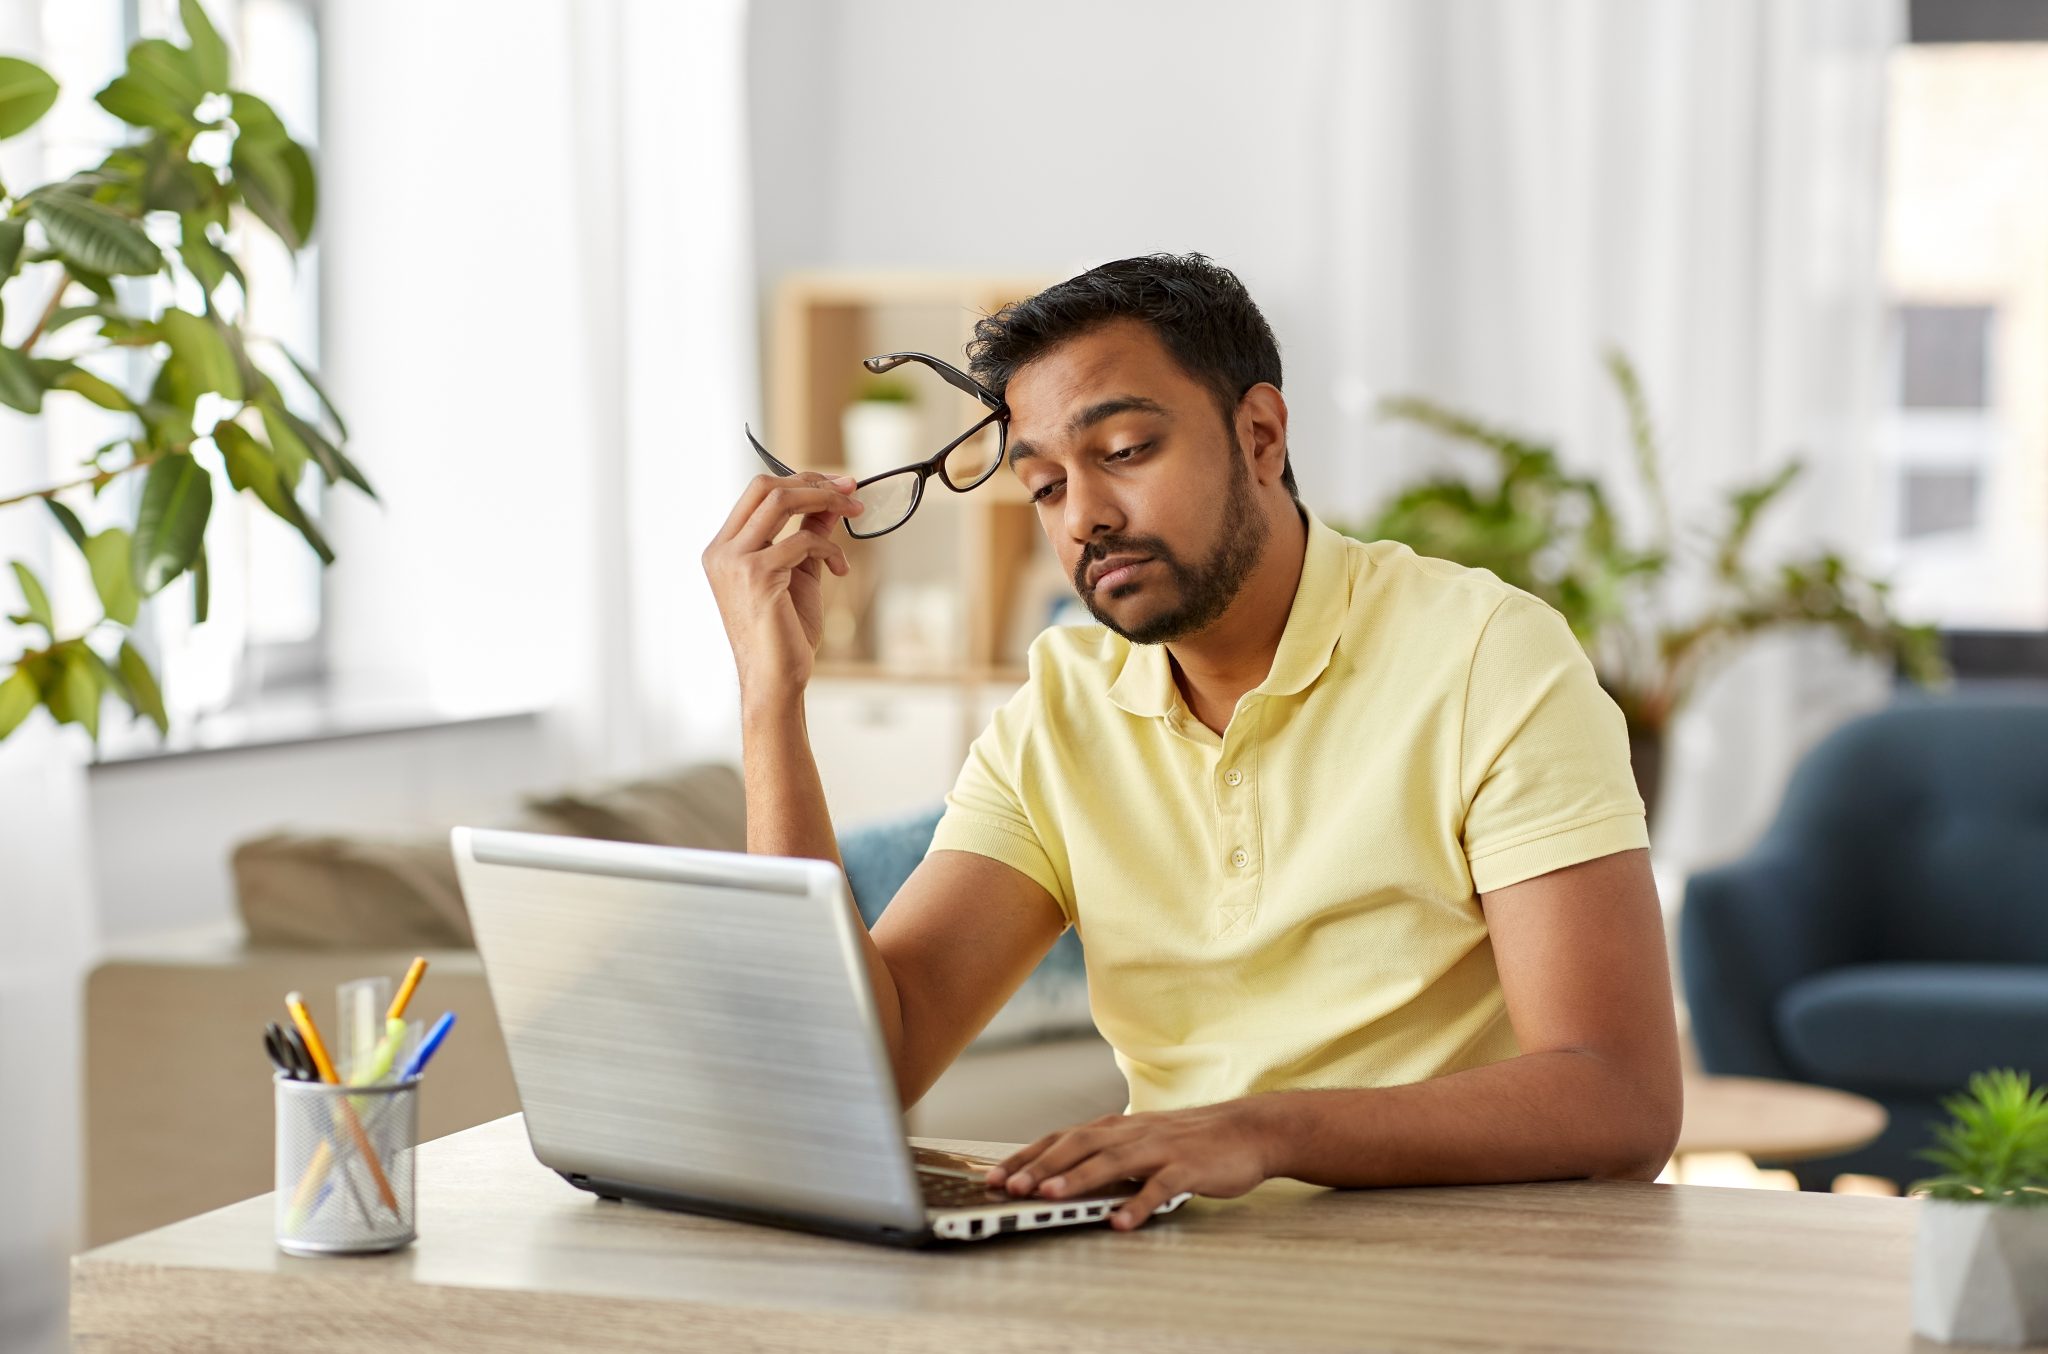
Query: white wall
747 0 1368 515
86 714 566 941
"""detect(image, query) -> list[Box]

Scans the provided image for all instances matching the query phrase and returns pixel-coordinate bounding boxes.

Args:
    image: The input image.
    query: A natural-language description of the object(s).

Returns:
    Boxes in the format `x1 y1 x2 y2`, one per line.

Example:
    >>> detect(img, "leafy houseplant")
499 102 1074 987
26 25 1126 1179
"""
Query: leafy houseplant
1909 1070 2048 1346
1345 351 1944 825
0 1 368 746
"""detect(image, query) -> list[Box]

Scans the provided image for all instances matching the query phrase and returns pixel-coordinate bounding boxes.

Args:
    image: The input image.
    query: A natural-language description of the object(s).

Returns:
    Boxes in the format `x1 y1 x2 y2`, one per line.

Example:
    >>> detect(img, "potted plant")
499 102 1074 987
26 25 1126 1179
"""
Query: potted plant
1910 1069 2048 1347
1341 351 1945 826
839 374 919 483
0 0 368 747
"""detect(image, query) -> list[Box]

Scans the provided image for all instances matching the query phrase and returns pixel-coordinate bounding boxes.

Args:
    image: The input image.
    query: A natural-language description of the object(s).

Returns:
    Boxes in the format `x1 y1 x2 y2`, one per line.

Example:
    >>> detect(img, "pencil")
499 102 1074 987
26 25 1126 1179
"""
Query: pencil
387 957 428 1023
286 991 401 1217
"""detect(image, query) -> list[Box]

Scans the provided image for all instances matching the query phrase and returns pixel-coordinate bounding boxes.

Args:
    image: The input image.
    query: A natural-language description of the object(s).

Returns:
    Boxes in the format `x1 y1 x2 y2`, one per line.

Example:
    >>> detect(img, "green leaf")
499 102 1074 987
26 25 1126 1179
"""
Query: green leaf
0 57 59 141
214 419 331 563
0 219 25 280
117 639 168 733
94 74 192 134
0 665 38 739
279 139 317 243
26 193 163 277
157 308 242 399
256 399 310 486
228 91 289 151
214 418 284 500
230 139 301 249
132 454 214 595
43 643 103 740
45 498 87 549
180 0 231 94
0 344 46 413
127 39 207 113
192 543 209 622
277 346 349 440
84 528 139 626
45 302 116 339
51 363 135 412
10 560 55 633
69 268 118 303
177 232 236 295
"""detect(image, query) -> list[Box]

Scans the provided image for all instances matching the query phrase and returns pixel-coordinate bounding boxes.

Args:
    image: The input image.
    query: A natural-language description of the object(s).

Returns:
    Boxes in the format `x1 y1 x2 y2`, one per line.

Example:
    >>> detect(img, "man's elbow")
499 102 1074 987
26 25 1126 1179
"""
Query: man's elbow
1597 1082 1683 1182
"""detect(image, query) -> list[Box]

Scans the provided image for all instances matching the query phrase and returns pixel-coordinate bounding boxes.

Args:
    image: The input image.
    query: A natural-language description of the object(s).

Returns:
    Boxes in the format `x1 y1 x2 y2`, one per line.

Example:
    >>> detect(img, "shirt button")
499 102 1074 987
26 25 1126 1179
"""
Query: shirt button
1231 848 1249 868
1224 769 1243 787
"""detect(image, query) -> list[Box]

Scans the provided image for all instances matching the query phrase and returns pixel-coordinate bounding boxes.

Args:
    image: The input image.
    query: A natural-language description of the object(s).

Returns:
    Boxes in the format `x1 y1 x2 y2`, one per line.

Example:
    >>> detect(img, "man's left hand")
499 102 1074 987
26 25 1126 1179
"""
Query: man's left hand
983 1100 1278 1231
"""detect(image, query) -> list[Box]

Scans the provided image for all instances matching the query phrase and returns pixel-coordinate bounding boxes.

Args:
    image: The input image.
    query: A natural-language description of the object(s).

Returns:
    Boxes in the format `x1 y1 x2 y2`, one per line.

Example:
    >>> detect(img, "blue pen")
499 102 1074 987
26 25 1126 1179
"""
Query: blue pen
305 1012 457 1227
398 1011 456 1081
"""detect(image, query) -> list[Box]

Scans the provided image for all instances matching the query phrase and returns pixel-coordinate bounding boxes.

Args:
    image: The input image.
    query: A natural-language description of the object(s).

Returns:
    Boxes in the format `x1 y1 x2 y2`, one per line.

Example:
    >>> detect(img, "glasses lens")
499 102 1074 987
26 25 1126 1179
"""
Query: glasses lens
941 428 1003 489
851 470 919 536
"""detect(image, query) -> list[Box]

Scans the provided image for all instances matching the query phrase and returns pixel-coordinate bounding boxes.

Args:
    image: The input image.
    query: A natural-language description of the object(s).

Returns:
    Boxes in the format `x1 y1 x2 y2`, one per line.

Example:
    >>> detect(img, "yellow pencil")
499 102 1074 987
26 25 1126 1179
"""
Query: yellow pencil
286 991 400 1217
387 957 428 1023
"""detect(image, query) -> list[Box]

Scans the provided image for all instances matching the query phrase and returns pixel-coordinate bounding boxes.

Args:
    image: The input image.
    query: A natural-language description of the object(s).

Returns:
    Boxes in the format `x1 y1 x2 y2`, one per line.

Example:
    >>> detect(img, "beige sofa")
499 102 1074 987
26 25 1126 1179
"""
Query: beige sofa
84 927 1125 1245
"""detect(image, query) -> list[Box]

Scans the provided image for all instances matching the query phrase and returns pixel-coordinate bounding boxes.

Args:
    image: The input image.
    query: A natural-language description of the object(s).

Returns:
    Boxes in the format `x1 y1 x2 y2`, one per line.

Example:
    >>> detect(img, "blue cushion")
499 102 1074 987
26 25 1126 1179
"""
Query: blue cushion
838 806 1090 1046
1776 963 2048 1093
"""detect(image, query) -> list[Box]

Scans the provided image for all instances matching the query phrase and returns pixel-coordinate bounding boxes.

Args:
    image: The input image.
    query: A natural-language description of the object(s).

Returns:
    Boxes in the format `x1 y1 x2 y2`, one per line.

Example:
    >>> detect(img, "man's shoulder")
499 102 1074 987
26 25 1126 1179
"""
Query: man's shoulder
1022 622 1125 689
1343 536 1550 637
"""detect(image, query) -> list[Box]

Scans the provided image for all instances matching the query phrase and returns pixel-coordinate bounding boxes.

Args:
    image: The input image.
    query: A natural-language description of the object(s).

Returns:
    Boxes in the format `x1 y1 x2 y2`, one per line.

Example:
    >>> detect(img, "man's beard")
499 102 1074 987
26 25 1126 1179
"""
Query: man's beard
1074 442 1269 646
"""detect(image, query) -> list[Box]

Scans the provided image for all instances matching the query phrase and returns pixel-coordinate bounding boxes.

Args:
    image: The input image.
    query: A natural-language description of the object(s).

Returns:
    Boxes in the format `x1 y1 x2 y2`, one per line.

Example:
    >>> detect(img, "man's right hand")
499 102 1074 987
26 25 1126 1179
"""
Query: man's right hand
702 471 865 702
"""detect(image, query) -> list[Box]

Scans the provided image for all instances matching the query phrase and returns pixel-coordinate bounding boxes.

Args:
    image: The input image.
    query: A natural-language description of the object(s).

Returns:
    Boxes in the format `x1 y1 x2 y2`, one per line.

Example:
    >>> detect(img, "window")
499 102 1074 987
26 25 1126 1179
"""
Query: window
1877 29 2048 635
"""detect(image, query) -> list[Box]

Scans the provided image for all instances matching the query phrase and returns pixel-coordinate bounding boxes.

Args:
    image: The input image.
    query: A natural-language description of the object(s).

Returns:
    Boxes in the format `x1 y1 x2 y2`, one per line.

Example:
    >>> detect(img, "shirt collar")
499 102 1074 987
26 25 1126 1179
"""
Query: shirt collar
1105 505 1353 720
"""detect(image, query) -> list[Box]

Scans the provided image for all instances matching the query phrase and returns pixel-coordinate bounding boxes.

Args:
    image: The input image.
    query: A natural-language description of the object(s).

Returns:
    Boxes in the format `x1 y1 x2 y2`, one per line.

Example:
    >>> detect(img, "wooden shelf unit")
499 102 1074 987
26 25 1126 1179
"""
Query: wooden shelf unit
766 269 1064 682
766 270 1065 825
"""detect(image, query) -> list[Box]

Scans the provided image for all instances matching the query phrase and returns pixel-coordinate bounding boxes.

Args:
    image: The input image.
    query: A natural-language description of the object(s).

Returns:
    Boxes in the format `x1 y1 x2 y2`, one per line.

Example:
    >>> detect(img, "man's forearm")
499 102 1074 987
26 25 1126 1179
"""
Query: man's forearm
739 691 908 1066
1245 1048 1681 1188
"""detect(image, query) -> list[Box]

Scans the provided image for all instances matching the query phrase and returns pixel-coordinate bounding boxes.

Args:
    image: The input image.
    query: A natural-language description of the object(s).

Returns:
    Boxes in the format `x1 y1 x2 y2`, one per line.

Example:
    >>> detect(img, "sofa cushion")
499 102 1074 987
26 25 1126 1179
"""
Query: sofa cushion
234 763 748 949
522 763 746 849
233 834 476 948
1776 963 2048 1093
840 805 1092 1049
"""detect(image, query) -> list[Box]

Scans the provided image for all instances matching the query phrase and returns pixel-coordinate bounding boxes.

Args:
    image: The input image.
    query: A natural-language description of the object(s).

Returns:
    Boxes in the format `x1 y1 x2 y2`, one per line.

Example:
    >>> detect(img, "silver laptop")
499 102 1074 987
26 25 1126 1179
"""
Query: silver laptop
450 827 1189 1246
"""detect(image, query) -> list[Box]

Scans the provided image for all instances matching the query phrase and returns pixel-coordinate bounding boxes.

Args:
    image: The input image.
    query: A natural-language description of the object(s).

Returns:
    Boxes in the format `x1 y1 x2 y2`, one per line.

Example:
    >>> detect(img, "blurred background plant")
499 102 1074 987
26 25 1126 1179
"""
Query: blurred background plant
1342 350 1946 823
0 0 366 746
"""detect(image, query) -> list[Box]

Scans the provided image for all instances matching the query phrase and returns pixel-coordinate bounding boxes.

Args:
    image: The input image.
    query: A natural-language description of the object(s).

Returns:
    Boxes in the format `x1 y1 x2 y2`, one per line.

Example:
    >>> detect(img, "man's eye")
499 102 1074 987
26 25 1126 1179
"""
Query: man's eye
1107 442 1151 463
1030 481 1063 504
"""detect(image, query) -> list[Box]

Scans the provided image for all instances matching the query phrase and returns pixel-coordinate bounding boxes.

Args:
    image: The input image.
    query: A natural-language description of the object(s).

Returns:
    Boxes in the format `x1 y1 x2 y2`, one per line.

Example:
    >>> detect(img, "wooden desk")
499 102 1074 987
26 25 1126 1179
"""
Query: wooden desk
74 1114 1933 1353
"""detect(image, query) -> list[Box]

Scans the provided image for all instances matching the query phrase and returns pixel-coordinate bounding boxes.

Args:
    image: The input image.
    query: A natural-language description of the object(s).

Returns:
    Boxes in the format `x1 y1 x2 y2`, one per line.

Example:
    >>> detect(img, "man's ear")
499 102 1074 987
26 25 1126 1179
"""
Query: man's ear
1237 382 1290 487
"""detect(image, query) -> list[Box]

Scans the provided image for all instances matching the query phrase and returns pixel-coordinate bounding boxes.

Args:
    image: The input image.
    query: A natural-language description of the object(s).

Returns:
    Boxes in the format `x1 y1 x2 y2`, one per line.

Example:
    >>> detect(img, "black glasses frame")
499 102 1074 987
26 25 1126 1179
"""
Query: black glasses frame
745 350 1009 540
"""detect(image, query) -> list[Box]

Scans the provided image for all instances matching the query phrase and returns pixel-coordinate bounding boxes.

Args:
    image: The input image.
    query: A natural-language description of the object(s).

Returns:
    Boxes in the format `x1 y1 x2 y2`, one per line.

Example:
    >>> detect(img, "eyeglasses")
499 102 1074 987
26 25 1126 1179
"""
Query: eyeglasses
746 351 1009 539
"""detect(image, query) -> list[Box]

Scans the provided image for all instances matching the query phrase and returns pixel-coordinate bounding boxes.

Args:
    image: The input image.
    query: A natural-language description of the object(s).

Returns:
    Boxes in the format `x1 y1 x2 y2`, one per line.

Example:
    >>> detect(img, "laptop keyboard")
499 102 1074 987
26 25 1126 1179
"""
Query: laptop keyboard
918 1170 1012 1210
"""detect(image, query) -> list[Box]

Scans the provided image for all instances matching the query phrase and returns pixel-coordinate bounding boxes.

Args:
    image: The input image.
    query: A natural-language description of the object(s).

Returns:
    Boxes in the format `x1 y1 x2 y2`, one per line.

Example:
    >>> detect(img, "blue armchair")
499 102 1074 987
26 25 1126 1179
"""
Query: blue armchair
1680 696 2048 1187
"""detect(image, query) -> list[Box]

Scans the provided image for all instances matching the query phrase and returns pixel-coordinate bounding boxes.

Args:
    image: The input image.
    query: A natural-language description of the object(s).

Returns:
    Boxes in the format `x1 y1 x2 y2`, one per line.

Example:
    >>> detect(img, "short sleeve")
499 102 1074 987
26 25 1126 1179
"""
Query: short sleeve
926 683 1073 922
1459 595 1649 893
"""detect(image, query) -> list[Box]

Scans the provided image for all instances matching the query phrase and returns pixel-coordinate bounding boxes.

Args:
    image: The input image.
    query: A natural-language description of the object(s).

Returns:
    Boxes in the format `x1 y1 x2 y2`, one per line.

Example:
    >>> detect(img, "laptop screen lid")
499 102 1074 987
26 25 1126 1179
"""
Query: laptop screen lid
451 827 928 1232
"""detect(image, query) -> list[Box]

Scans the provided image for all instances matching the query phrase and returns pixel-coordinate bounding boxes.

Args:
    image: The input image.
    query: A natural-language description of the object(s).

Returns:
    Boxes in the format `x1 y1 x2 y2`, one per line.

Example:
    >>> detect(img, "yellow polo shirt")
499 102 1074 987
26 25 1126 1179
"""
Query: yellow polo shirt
928 507 1648 1112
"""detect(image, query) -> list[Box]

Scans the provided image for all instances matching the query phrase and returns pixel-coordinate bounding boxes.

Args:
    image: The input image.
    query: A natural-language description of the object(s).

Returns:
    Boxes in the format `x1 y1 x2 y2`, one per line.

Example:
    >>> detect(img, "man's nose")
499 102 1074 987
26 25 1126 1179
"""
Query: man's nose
1062 472 1124 546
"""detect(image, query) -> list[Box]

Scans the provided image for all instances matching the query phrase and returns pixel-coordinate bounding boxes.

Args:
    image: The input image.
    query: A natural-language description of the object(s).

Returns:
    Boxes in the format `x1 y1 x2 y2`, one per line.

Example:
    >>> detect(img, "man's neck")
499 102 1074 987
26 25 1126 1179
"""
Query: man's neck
1166 504 1310 736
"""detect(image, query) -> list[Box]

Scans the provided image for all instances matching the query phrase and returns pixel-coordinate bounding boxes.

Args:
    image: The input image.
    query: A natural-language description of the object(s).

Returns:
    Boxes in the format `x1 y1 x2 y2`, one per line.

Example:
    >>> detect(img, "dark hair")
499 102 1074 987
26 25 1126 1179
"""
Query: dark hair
967 252 1297 498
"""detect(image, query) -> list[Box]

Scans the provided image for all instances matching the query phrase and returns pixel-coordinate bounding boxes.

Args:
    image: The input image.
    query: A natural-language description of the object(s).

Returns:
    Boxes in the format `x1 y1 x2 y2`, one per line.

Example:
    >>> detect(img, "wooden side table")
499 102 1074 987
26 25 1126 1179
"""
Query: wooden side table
1673 1075 1889 1188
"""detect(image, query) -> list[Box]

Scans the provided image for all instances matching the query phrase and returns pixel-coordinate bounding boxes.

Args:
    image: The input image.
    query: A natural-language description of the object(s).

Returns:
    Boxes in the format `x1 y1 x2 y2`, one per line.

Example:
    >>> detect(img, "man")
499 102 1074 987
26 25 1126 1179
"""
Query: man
702 253 1680 1232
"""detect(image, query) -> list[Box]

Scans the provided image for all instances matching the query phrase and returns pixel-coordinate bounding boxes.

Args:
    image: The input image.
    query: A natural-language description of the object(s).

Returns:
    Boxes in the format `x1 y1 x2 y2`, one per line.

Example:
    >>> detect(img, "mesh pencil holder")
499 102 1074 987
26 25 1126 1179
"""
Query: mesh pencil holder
273 1074 419 1255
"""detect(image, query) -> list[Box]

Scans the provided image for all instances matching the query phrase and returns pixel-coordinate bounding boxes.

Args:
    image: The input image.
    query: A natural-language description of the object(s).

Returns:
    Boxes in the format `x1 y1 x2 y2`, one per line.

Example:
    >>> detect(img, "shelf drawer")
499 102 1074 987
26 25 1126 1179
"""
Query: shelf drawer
806 680 967 830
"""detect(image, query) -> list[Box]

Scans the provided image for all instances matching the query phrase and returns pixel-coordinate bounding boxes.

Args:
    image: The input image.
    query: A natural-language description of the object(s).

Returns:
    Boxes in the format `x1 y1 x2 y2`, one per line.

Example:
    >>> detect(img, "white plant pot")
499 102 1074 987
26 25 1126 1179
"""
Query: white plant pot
840 402 920 482
1913 1199 2048 1347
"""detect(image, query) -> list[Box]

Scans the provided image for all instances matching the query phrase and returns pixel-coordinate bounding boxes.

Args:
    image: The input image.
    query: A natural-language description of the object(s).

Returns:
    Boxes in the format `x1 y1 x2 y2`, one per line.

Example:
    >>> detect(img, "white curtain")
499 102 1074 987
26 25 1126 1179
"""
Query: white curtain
1320 0 1904 876
565 0 755 779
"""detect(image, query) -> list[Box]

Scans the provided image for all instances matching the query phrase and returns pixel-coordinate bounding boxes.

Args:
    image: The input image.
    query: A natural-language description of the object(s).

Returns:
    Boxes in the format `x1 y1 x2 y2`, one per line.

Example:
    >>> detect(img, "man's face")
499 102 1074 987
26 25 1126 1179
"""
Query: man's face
1004 319 1269 645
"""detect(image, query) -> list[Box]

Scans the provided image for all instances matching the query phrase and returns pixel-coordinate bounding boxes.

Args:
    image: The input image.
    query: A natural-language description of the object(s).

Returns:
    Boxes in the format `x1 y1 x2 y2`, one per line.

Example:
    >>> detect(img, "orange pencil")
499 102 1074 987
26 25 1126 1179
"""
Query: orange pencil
387 957 429 1023
286 990 400 1217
